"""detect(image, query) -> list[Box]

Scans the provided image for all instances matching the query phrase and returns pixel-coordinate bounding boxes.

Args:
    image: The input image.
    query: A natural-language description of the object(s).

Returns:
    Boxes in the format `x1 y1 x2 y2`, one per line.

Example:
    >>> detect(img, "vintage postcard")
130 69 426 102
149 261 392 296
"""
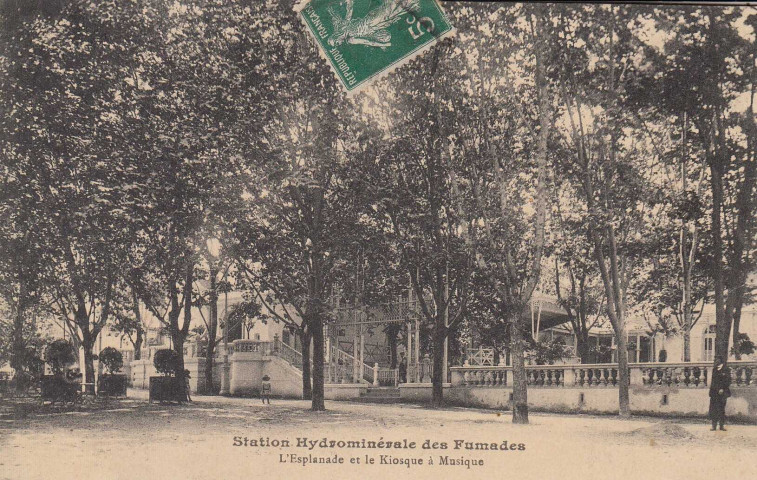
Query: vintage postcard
0 1 755 480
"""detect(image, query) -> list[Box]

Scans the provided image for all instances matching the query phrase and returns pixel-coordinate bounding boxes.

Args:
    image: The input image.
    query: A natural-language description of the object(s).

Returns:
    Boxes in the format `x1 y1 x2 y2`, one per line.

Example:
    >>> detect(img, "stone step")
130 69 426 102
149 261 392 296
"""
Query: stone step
351 396 403 404
361 388 401 398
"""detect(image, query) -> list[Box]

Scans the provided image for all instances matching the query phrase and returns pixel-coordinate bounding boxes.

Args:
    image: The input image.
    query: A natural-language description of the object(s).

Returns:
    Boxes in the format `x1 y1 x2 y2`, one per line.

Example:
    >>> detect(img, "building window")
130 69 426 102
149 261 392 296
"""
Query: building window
254 333 261 341
639 336 653 363
703 325 716 361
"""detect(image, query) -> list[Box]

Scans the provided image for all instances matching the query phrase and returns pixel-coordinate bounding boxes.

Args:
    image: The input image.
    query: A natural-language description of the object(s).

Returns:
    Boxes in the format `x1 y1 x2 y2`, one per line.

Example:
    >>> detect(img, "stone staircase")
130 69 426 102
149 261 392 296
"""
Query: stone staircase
355 387 401 404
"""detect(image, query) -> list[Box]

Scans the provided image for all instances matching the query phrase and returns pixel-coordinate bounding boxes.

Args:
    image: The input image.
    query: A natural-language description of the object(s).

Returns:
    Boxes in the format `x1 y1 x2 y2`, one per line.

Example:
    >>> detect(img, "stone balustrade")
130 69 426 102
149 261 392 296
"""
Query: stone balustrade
451 361 757 388
233 340 272 354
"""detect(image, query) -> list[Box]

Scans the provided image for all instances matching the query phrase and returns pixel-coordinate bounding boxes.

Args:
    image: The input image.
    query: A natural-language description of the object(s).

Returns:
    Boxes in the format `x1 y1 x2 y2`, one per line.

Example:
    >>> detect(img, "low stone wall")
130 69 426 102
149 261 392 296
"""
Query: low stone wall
398 384 757 419
263 356 305 399
325 384 368 400
129 357 215 394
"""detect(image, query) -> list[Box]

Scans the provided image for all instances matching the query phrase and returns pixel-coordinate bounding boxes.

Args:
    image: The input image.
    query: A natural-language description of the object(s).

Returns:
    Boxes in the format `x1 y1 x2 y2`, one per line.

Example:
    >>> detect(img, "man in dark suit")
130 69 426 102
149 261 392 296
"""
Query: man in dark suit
709 356 731 431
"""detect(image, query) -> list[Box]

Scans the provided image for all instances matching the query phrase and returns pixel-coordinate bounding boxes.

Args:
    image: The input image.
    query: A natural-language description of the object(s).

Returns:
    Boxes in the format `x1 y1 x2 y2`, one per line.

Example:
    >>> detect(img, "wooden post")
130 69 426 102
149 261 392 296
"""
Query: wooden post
353 327 359 384
373 363 379 386
407 321 412 383
415 316 420 383
359 324 365 382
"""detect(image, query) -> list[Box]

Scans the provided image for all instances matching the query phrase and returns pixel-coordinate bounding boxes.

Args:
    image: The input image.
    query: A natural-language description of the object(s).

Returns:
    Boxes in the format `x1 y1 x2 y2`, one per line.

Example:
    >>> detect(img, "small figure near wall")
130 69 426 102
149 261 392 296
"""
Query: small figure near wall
709 356 731 431
261 375 271 405
398 353 407 384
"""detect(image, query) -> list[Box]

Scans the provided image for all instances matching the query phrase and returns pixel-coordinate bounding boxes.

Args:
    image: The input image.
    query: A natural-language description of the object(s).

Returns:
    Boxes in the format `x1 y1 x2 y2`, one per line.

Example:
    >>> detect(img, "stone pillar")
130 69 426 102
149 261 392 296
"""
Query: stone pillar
563 367 576 386
373 363 379 386
220 353 231 395
629 365 643 386
421 354 432 383
450 368 465 386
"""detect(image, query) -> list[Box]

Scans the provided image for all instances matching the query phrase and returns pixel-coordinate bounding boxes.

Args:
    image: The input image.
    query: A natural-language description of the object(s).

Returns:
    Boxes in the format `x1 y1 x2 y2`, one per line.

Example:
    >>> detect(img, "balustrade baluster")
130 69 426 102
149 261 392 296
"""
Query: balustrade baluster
683 368 691 387
745 367 753 386
546 370 553 386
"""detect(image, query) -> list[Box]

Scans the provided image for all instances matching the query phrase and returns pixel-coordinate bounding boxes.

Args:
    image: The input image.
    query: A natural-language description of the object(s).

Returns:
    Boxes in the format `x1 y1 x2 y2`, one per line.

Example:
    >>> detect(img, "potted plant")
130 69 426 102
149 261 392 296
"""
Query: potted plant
41 339 79 403
149 349 187 403
97 347 128 397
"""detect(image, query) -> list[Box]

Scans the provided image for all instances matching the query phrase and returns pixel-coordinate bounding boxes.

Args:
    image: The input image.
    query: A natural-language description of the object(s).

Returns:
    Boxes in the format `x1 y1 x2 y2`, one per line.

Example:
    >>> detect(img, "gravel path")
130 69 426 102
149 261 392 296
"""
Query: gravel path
1 392 755 480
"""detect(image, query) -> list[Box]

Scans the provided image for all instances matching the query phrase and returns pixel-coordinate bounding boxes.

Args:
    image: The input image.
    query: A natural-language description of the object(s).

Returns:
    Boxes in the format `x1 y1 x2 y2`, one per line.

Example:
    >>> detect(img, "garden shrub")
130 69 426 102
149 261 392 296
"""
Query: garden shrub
44 339 76 375
154 349 180 376
99 347 124 374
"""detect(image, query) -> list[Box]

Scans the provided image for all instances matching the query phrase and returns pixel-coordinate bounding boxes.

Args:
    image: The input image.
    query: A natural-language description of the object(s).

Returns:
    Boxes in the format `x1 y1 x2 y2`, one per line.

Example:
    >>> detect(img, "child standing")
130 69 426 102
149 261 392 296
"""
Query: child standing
261 375 271 404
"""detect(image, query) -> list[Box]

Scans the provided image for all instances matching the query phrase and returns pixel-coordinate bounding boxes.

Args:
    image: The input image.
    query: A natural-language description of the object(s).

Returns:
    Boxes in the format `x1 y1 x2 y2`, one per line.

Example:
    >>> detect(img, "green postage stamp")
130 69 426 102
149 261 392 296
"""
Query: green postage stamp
296 0 454 93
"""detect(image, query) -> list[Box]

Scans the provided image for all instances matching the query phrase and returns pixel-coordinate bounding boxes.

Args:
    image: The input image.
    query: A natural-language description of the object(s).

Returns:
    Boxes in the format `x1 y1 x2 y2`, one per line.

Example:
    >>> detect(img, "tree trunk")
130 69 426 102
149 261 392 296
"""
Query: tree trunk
431 315 445 408
300 330 312 400
11 301 26 392
172 262 192 401
732 303 743 360
577 331 591 365
710 160 731 362
615 324 630 417
82 334 96 396
205 268 218 394
173 336 187 401
510 317 529 424
311 312 325 411
131 290 144 360
682 280 693 362
133 328 143 361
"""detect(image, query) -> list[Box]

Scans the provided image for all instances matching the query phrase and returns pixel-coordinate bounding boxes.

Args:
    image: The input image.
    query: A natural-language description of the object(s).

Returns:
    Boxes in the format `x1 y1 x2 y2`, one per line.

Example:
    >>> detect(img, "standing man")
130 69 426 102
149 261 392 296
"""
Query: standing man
709 356 731 431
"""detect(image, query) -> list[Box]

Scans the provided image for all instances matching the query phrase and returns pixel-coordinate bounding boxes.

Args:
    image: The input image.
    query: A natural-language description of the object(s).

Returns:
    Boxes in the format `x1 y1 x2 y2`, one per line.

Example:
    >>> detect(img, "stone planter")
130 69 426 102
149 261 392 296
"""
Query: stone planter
148 376 187 403
98 374 128 397
40 375 81 404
